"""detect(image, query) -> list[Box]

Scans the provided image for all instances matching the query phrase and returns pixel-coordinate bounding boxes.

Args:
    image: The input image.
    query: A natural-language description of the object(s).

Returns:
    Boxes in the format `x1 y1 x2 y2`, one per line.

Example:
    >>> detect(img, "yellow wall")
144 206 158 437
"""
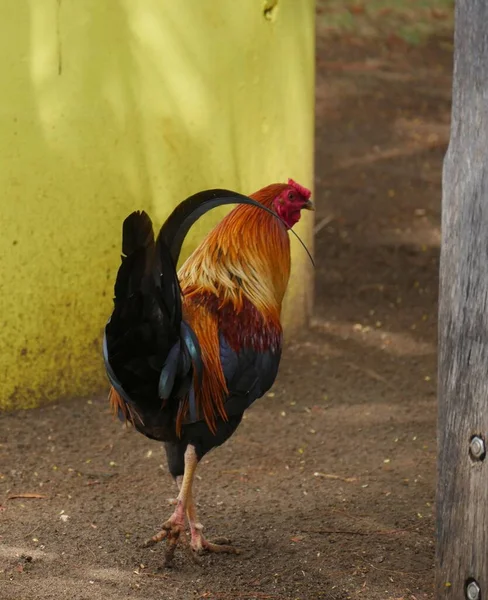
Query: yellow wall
0 0 315 409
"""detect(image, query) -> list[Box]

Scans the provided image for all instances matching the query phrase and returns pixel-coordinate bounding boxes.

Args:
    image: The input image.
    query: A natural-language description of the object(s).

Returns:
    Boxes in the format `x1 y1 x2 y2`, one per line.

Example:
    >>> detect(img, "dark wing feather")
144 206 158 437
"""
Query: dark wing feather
218 334 282 418
158 340 181 399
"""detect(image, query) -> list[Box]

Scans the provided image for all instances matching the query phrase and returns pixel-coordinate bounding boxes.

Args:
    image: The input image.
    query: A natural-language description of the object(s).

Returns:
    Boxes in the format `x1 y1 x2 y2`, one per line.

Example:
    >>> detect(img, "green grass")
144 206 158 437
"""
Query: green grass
317 0 454 45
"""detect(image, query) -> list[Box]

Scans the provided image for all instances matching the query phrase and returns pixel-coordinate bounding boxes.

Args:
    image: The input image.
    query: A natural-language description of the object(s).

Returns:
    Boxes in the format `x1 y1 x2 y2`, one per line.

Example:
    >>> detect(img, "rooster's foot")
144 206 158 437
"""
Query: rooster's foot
190 523 240 556
142 505 186 566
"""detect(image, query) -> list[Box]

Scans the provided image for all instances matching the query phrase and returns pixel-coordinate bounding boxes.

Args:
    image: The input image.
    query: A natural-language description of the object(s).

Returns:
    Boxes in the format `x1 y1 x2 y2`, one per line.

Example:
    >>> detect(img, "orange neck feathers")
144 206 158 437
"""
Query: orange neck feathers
178 183 291 320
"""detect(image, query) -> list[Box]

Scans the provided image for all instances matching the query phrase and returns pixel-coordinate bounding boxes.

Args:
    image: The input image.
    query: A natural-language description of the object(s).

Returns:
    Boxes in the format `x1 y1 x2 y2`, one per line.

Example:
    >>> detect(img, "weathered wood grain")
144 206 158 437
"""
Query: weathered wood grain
438 1 488 597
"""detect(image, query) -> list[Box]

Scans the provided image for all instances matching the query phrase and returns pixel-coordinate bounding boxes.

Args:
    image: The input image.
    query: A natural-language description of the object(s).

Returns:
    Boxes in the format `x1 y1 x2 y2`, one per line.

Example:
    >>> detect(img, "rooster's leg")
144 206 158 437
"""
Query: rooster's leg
143 445 238 561
184 480 239 556
142 445 198 564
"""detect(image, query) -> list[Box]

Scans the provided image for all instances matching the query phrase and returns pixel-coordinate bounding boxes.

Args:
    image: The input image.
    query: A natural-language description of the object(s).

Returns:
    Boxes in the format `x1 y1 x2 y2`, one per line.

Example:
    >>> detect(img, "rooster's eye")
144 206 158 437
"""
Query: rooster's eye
287 192 294 200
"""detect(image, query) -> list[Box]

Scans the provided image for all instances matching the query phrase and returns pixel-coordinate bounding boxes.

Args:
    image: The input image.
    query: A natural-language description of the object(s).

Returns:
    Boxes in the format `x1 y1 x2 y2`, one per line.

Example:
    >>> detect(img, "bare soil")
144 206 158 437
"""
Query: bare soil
1 28 452 600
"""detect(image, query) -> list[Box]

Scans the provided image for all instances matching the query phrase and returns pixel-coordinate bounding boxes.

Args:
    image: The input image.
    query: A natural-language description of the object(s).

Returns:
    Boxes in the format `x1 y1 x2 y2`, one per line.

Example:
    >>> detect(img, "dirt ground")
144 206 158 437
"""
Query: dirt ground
1 18 452 600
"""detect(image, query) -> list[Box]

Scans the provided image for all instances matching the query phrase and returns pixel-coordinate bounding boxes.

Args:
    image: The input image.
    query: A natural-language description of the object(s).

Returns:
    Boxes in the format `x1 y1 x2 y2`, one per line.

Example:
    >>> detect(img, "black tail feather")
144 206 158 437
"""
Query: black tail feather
122 211 154 257
113 212 155 305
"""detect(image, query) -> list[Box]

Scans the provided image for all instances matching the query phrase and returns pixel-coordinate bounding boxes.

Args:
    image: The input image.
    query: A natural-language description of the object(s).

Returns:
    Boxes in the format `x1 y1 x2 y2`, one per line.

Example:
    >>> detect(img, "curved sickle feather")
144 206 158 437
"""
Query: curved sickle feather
158 189 314 268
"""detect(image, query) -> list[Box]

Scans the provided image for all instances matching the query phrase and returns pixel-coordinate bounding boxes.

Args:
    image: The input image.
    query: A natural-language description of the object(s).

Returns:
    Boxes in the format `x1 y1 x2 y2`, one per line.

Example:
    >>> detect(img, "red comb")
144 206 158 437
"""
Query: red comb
288 178 311 199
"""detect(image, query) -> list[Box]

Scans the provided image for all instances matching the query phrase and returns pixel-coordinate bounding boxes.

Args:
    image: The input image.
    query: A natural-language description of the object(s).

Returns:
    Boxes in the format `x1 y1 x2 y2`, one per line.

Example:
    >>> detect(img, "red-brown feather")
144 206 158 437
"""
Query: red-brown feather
191 291 282 354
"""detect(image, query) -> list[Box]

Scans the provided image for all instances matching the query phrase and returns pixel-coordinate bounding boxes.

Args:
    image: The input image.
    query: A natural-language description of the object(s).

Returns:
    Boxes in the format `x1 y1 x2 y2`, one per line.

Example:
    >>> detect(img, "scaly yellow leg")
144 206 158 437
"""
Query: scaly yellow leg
181 469 239 556
142 445 198 564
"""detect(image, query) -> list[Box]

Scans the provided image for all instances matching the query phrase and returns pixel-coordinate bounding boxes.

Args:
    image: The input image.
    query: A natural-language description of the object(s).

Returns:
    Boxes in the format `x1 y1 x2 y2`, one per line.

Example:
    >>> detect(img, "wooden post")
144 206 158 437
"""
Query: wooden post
438 1 488 597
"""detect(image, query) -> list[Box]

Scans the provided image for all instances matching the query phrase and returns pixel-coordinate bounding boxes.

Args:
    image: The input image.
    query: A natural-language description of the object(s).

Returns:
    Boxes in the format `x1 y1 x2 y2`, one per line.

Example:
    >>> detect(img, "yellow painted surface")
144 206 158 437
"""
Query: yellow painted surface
0 0 315 409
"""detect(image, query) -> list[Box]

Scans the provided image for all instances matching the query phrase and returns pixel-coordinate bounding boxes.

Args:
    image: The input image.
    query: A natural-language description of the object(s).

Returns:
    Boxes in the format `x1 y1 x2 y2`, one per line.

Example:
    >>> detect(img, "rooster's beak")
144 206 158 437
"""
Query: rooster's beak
303 199 315 211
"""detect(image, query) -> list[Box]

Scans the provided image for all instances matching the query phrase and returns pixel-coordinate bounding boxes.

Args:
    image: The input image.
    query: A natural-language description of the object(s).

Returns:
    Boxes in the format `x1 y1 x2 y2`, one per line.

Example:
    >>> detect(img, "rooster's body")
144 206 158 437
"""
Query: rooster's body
103 181 313 563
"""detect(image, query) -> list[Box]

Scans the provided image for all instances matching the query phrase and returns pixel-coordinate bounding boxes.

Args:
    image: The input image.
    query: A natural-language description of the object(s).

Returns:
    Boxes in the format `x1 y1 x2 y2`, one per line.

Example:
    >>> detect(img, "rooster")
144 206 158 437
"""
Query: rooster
103 180 313 565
